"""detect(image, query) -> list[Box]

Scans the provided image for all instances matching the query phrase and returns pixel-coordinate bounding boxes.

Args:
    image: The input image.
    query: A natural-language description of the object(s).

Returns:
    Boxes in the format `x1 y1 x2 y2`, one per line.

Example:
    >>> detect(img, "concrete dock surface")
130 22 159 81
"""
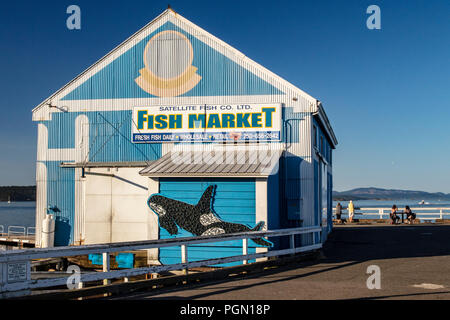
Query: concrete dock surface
110 224 450 300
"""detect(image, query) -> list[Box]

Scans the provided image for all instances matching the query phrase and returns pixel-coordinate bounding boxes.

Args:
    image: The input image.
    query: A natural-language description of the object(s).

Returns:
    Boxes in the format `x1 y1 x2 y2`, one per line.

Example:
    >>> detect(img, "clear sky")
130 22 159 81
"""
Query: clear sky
0 0 448 192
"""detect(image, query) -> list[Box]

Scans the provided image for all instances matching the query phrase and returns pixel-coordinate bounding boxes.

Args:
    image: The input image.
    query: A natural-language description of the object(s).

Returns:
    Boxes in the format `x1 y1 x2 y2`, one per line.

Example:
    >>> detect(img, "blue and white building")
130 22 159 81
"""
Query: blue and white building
32 9 337 265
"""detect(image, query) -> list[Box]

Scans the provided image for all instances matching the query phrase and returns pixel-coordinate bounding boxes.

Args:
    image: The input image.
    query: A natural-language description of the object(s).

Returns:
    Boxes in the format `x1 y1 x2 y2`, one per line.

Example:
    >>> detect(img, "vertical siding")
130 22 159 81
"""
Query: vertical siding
87 111 161 163
300 114 315 229
313 159 320 244
267 169 281 249
45 162 75 246
327 172 333 234
36 111 162 246
158 178 256 267
310 116 335 242
42 111 162 164
60 20 284 102
282 110 314 246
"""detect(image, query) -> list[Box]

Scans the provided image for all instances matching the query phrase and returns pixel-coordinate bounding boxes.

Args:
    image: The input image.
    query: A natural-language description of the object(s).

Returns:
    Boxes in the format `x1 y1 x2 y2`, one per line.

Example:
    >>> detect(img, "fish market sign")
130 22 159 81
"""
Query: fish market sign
132 103 281 143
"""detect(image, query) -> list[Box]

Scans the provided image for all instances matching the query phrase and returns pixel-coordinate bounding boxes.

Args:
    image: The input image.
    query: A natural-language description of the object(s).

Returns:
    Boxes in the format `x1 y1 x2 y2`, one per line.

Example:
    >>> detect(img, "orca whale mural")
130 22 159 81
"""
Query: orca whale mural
147 185 272 247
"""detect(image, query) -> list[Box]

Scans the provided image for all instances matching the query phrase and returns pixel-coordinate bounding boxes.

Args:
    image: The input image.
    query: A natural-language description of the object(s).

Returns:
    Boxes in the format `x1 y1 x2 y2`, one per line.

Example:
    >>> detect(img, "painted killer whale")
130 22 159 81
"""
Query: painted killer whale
147 185 272 247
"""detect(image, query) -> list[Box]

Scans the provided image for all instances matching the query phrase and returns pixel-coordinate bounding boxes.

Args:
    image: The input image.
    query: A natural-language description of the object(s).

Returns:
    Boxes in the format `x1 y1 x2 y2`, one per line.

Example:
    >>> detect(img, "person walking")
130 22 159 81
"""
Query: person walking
348 200 355 223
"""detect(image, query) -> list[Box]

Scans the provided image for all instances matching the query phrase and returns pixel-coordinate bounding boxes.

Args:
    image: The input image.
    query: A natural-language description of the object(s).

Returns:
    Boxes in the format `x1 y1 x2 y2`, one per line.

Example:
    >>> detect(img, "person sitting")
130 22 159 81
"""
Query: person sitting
405 206 416 224
390 205 400 224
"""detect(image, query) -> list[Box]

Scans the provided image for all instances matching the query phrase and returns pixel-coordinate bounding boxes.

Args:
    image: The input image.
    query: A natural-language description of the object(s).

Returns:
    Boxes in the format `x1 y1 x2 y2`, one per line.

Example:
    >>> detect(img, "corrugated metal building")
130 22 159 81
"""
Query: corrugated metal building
32 9 337 265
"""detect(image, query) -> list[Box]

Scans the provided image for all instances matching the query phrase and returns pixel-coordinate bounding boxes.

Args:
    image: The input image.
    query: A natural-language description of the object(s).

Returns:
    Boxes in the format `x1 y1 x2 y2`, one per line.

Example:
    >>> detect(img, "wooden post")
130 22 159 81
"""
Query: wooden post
102 252 110 286
243 238 248 265
181 245 188 275
76 281 84 300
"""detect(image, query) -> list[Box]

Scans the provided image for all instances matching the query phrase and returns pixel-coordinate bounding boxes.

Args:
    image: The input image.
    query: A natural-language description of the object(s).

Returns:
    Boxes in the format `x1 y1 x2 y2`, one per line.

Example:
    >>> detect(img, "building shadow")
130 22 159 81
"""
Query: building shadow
321 224 450 263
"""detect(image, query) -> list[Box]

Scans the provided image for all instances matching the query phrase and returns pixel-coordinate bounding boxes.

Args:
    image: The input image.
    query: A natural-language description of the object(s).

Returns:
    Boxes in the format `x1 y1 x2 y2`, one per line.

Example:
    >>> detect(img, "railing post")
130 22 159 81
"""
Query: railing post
242 238 248 264
440 209 443 220
181 244 188 275
76 281 84 300
8 226 26 237
102 252 110 286
290 234 295 255
379 209 383 220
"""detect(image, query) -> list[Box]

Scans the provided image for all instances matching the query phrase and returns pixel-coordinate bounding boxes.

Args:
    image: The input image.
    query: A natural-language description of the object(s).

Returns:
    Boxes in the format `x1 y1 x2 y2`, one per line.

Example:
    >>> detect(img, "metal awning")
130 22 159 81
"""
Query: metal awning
139 144 283 177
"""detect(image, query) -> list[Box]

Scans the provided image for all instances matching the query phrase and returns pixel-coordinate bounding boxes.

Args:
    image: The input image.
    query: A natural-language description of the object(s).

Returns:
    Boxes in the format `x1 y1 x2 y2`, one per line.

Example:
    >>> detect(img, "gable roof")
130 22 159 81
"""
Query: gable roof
32 9 317 111
32 9 337 146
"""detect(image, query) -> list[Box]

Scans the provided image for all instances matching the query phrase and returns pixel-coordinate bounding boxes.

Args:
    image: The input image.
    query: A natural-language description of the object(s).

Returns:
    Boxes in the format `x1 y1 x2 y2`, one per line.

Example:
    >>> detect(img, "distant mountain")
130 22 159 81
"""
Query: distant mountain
333 187 450 201
0 186 36 201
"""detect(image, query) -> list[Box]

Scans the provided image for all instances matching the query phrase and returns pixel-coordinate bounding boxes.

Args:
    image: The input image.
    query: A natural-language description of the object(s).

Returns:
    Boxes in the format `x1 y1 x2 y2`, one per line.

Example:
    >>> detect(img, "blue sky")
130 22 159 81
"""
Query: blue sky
0 0 449 192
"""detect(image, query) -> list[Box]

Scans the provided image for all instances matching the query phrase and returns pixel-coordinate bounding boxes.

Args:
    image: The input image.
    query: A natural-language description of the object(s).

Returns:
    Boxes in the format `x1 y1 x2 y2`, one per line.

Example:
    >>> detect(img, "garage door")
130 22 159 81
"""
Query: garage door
158 178 256 266
84 167 150 244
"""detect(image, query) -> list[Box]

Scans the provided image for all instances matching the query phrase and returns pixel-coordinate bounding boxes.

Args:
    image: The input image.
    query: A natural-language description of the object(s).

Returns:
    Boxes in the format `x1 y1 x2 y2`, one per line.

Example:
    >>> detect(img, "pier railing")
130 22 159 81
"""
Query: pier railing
332 207 450 221
7 226 26 236
0 226 322 298
0 225 36 249
0 225 36 237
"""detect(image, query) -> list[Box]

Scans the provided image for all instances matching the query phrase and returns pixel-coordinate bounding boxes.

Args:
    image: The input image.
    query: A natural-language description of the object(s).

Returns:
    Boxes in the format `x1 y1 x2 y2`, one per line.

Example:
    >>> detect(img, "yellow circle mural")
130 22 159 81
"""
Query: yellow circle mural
135 30 202 97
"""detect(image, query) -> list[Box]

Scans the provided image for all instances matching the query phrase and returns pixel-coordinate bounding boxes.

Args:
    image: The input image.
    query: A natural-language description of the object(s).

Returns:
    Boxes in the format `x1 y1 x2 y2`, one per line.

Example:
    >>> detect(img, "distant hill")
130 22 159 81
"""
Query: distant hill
333 187 450 201
0 186 36 202
2 185 449 202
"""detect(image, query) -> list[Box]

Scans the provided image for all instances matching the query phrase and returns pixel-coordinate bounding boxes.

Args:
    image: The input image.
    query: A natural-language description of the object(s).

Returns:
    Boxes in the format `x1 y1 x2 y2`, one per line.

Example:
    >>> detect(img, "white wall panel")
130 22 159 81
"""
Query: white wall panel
84 167 153 245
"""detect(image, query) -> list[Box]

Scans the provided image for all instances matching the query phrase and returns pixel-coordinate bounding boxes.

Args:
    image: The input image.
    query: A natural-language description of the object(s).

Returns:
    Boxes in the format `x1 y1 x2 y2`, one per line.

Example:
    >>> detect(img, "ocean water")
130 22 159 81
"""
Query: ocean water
0 199 448 235
0 201 36 233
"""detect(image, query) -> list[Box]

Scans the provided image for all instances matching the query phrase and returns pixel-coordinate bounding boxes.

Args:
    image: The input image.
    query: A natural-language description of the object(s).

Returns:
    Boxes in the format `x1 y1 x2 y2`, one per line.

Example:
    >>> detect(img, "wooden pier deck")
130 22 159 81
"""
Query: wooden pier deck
0 234 35 249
